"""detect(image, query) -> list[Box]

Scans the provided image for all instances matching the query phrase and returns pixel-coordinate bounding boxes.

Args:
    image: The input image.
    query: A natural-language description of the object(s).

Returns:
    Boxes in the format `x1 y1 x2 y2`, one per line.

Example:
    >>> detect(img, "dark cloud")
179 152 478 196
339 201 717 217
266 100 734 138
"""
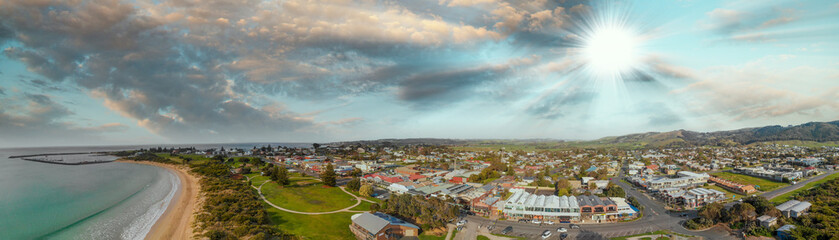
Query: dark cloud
527 88 596 119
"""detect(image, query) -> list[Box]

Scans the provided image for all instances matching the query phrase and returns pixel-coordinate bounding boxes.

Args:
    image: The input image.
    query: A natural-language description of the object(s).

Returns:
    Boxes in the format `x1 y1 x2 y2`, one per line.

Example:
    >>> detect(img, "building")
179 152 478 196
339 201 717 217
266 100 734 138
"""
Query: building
609 197 637 218
350 212 420 240
776 225 796 240
629 171 709 191
501 191 581 222
576 195 618 222
734 167 801 182
776 200 812 218
658 188 725 208
756 215 777 228
708 176 756 195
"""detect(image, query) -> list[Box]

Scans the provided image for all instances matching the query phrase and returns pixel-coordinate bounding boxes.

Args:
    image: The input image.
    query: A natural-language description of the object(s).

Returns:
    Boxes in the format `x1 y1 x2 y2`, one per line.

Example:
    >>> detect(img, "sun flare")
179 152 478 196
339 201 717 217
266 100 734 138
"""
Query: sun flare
582 24 641 76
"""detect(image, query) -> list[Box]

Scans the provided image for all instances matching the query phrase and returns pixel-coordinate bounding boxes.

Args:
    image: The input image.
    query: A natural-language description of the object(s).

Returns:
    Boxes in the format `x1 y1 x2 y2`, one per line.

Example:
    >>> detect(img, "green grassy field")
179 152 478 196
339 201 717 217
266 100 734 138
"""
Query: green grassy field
751 140 839 148
771 172 839 204
349 200 373 211
265 204 357 240
261 181 357 212
704 185 742 202
419 234 447 240
712 172 788 192
476 236 490 240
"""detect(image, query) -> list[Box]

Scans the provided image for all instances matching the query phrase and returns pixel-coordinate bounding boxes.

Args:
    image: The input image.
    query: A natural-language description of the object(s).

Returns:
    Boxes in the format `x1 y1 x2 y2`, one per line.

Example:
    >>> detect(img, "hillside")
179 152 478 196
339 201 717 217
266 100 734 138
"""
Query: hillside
589 120 839 148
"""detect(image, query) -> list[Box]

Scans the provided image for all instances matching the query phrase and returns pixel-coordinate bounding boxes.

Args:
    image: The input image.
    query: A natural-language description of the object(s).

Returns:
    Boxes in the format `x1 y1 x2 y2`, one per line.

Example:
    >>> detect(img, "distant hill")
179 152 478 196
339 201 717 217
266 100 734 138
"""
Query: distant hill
590 120 839 148
327 120 839 149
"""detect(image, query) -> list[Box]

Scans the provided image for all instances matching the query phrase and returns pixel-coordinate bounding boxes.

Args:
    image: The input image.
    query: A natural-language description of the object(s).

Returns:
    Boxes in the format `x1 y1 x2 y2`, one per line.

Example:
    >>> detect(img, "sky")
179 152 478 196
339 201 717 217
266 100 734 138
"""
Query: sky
1 0 838 147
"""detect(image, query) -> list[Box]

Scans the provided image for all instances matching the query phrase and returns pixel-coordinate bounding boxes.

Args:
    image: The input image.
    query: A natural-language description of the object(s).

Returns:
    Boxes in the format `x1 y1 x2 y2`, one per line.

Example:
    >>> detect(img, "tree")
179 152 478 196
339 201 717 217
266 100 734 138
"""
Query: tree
275 166 289 185
359 184 374 197
347 178 361 192
350 168 363 177
312 143 321 154
732 203 756 222
699 202 724 222
506 165 516 176
321 163 337 187
267 166 278 182
603 184 626 197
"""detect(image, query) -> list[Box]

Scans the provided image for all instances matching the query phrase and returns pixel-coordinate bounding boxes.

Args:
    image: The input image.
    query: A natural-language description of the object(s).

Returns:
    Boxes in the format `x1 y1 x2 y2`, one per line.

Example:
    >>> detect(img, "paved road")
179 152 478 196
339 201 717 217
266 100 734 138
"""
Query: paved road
760 170 836 200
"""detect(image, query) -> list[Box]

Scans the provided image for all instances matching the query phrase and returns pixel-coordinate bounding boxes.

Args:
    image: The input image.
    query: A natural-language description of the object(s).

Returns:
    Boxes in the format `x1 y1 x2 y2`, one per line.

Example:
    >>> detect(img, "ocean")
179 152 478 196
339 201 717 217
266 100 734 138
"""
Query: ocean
0 143 308 240
0 146 177 240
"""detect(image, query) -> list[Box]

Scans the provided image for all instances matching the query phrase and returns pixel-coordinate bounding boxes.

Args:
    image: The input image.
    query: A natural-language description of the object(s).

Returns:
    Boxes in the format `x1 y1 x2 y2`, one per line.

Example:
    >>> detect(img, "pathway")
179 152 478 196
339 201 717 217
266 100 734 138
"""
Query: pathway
251 178 373 215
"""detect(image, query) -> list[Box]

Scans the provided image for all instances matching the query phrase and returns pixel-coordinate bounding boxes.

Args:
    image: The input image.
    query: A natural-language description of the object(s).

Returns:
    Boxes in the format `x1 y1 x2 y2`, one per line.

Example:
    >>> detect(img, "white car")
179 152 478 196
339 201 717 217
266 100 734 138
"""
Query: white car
541 230 552 239
532 220 542 224
456 220 467 226
544 220 555 225
556 227 568 233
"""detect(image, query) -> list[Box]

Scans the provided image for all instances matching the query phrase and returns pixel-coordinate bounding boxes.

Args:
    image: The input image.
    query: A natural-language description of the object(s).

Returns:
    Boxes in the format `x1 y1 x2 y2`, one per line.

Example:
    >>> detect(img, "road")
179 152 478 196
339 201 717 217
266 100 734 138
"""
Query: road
760 170 836 200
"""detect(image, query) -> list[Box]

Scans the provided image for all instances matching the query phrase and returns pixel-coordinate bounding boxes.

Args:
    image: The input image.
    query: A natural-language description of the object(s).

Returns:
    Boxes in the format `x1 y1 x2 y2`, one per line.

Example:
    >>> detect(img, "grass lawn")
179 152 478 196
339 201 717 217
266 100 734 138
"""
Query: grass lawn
477 235 490 240
261 181 357 212
349 200 373 211
712 172 788 192
449 230 458 240
704 185 741 202
771 172 839 204
419 234 447 240
265 203 356 240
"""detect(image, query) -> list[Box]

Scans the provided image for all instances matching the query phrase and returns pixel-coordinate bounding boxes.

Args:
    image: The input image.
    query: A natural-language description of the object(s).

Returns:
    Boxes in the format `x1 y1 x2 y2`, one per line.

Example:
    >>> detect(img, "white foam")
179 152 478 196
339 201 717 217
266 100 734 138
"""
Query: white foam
121 168 180 240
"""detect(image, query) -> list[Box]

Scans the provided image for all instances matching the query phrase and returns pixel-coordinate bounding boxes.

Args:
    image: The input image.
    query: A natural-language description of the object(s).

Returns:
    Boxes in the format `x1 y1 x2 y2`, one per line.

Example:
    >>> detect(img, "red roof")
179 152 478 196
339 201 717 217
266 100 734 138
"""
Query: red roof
409 174 427 181
646 165 659 170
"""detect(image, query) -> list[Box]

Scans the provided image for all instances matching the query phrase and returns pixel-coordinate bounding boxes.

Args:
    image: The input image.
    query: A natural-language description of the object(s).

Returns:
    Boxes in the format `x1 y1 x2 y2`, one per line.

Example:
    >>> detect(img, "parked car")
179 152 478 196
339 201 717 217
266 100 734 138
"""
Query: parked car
570 224 580 229
541 230 552 239
456 220 467 226
560 233 569 239
532 220 542 224
544 220 555 225
456 225 463 231
517 219 530 223
487 225 495 231
556 227 567 233
501 226 513 234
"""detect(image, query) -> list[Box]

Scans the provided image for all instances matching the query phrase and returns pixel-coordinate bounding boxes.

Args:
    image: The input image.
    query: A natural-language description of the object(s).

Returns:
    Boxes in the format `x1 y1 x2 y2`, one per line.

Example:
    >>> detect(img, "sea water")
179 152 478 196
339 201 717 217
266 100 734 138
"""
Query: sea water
0 146 178 240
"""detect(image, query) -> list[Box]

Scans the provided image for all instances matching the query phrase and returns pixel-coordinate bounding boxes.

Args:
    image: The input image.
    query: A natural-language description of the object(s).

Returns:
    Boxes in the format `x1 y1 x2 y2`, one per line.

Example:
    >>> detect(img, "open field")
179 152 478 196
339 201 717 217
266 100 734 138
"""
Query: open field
771 172 839 204
711 172 788 192
750 140 839 148
265 204 357 240
261 181 357 212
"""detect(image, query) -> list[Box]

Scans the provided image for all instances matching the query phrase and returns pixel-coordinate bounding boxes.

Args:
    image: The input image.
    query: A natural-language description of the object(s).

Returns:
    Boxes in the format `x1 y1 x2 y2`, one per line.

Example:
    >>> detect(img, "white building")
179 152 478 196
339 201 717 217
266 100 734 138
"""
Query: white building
502 191 581 222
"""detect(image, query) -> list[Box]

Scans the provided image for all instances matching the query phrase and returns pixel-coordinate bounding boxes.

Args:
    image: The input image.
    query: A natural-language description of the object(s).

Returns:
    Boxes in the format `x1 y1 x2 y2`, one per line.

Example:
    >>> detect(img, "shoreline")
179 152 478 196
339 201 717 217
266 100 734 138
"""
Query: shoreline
117 160 200 240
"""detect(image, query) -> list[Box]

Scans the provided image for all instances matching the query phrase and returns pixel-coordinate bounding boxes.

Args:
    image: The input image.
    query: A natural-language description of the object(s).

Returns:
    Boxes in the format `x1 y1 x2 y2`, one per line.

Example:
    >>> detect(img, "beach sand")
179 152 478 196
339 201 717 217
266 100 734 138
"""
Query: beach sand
118 160 200 240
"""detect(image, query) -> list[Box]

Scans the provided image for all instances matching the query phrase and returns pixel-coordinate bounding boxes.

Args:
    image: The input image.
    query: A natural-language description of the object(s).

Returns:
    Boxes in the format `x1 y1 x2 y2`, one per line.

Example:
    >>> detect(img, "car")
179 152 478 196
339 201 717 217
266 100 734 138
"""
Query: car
541 230 552 239
570 224 580 229
544 220 555 225
517 219 529 223
501 226 513 234
532 220 542 224
556 227 567 233
560 233 569 239
456 226 464 231
487 225 495 231
456 220 467 226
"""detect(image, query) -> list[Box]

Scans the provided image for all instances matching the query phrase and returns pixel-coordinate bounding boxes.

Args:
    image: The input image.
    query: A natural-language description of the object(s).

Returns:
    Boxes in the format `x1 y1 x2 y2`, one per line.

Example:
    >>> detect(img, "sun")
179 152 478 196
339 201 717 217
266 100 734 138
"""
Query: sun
581 24 642 76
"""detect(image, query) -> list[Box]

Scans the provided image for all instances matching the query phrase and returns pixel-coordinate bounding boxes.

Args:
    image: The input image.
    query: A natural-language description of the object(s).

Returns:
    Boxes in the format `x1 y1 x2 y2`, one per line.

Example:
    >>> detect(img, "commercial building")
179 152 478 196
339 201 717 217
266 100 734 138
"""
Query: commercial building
350 212 420 240
734 167 801 182
502 191 581 222
708 176 756 194
657 187 725 208
628 171 709 191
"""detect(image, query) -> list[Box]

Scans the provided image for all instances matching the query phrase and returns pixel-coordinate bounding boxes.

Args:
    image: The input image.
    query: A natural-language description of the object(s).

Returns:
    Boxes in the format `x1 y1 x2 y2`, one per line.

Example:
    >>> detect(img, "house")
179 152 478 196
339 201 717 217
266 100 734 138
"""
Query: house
776 224 796 240
756 215 777 228
350 212 420 240
577 195 618 222
776 200 811 218
585 166 598 172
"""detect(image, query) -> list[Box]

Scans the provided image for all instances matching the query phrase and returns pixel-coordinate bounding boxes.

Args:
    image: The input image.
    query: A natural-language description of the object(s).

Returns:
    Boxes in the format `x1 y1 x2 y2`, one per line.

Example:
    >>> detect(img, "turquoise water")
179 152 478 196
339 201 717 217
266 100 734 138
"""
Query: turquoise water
0 147 178 240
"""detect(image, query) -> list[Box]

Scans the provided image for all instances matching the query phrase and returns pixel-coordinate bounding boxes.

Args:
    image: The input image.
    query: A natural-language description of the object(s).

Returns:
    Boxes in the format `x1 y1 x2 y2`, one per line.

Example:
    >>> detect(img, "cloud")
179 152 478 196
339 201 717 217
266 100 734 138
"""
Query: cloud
672 55 839 121
0 93 126 146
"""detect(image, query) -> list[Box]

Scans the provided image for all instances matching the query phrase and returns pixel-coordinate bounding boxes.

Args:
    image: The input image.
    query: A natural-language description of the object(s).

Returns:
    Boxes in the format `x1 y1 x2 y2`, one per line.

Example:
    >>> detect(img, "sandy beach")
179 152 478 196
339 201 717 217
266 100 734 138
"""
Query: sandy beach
118 160 200 240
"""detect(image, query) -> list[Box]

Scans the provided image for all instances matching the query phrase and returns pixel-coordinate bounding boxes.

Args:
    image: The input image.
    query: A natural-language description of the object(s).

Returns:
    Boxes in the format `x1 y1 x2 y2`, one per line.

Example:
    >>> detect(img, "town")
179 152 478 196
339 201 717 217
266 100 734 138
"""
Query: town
138 141 839 240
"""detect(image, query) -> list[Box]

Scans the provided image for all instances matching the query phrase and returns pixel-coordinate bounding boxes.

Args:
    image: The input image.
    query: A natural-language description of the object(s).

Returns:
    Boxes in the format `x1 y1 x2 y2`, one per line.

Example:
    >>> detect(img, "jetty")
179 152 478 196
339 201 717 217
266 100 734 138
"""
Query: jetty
12 152 116 165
